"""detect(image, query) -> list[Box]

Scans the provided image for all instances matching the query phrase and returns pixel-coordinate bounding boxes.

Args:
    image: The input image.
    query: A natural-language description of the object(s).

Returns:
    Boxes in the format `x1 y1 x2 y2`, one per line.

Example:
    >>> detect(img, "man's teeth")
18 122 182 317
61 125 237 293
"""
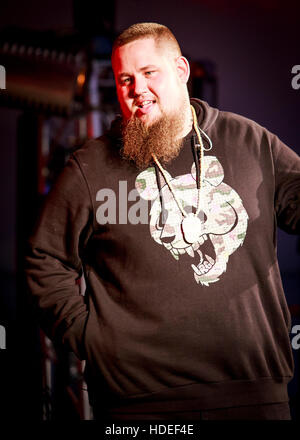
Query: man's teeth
139 100 153 107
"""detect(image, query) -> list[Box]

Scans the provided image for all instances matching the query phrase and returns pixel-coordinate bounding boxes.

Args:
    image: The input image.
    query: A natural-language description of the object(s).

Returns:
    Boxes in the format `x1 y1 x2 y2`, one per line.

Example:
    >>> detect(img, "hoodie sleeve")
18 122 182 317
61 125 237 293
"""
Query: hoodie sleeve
25 154 94 360
273 134 300 234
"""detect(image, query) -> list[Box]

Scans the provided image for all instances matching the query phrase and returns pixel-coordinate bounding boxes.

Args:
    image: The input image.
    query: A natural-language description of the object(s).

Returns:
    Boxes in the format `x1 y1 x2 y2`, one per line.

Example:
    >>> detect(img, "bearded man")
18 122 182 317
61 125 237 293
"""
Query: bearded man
25 23 300 421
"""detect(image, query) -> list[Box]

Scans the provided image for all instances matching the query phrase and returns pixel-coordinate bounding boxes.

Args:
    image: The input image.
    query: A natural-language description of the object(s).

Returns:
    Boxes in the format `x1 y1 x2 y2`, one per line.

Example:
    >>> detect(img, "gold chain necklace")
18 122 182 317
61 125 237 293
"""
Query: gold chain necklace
152 105 204 244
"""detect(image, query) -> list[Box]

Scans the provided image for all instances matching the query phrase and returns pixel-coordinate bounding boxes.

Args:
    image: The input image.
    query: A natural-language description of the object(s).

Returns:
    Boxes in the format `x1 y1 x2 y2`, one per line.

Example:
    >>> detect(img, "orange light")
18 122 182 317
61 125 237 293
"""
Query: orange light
77 72 85 86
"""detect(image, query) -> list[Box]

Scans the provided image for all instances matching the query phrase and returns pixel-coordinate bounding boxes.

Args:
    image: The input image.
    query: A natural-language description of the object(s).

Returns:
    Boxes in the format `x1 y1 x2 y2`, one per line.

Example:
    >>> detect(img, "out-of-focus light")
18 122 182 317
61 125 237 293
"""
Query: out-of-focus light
194 66 205 77
77 72 86 86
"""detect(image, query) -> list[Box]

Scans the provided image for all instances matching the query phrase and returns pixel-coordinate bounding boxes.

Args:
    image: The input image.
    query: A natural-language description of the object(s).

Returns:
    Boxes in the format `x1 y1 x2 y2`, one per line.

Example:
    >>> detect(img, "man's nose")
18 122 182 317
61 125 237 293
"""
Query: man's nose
132 76 148 95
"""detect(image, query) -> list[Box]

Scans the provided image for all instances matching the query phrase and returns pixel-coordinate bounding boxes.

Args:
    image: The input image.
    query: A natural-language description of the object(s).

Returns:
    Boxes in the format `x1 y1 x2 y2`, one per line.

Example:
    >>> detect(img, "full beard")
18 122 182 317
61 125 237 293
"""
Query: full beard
121 105 188 169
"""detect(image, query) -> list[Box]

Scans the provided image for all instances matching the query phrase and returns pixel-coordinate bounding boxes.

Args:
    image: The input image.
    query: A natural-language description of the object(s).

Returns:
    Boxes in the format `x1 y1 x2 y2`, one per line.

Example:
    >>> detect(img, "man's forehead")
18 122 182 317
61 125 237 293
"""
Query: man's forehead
112 37 171 70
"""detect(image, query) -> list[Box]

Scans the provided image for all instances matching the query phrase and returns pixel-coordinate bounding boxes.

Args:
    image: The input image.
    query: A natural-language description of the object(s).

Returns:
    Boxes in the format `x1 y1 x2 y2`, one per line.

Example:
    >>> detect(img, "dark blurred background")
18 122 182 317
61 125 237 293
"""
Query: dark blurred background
0 0 299 421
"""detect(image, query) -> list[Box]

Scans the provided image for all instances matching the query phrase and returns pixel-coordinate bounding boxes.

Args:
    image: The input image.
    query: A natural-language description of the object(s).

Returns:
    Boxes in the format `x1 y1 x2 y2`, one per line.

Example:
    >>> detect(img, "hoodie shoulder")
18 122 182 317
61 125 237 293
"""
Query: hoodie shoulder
72 118 123 166
190 98 219 130
192 98 272 142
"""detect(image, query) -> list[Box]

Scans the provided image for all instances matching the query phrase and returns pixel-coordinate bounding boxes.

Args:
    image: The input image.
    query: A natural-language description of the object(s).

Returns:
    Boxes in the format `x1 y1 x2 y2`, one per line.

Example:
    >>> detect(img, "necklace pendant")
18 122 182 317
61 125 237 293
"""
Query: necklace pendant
181 213 202 244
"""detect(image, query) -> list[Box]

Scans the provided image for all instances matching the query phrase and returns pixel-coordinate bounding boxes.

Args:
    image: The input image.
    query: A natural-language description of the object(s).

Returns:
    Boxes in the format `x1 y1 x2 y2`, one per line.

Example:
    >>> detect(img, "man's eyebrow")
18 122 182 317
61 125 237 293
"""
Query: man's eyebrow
118 72 131 79
140 65 157 72
118 65 158 78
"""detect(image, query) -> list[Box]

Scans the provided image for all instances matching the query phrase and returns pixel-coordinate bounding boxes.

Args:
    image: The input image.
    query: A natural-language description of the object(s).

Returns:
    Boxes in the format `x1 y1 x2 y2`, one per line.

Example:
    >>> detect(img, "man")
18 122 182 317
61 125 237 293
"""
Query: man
25 23 300 420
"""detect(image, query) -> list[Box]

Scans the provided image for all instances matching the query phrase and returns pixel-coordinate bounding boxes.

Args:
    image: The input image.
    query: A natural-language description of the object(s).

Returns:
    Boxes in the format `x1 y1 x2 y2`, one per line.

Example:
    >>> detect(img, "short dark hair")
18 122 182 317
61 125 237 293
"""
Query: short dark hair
112 22 182 60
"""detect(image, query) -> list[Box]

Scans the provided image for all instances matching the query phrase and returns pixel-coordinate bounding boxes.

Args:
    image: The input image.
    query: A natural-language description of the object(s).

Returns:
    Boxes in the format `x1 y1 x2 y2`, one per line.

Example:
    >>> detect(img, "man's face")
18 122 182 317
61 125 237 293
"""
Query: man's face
112 38 189 126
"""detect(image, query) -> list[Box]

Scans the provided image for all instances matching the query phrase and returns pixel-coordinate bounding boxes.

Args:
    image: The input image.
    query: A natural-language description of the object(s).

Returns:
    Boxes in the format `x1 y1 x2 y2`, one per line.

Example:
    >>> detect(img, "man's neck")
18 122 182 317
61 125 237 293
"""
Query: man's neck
178 102 193 139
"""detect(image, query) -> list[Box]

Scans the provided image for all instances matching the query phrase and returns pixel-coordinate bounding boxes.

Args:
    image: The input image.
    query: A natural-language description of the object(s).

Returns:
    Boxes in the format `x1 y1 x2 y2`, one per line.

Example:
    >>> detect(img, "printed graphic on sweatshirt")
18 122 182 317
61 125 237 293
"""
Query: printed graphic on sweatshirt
135 156 249 286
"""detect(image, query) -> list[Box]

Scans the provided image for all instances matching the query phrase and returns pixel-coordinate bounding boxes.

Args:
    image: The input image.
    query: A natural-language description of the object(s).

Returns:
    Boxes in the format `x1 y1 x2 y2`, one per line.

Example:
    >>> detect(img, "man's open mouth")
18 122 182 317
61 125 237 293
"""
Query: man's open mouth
135 99 157 116
137 100 155 108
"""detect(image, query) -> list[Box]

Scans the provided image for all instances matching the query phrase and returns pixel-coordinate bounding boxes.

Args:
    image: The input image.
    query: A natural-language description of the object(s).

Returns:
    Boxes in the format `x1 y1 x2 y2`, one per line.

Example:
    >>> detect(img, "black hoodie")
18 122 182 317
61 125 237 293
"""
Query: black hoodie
25 99 300 413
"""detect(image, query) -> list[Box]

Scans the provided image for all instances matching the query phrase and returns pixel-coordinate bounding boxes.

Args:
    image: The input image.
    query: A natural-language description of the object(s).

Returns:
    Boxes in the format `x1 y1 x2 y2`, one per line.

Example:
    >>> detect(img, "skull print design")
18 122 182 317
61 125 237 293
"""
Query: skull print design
135 156 249 286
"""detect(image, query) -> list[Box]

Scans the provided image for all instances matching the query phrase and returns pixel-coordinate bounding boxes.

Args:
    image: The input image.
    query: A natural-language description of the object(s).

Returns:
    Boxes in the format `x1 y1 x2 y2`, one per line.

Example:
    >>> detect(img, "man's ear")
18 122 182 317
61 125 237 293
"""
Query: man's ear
175 56 190 84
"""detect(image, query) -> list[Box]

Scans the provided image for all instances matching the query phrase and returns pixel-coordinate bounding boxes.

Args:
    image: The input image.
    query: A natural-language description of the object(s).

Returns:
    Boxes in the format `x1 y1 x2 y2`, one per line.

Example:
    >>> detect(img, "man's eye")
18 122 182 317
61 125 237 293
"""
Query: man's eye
121 78 131 85
145 71 155 76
